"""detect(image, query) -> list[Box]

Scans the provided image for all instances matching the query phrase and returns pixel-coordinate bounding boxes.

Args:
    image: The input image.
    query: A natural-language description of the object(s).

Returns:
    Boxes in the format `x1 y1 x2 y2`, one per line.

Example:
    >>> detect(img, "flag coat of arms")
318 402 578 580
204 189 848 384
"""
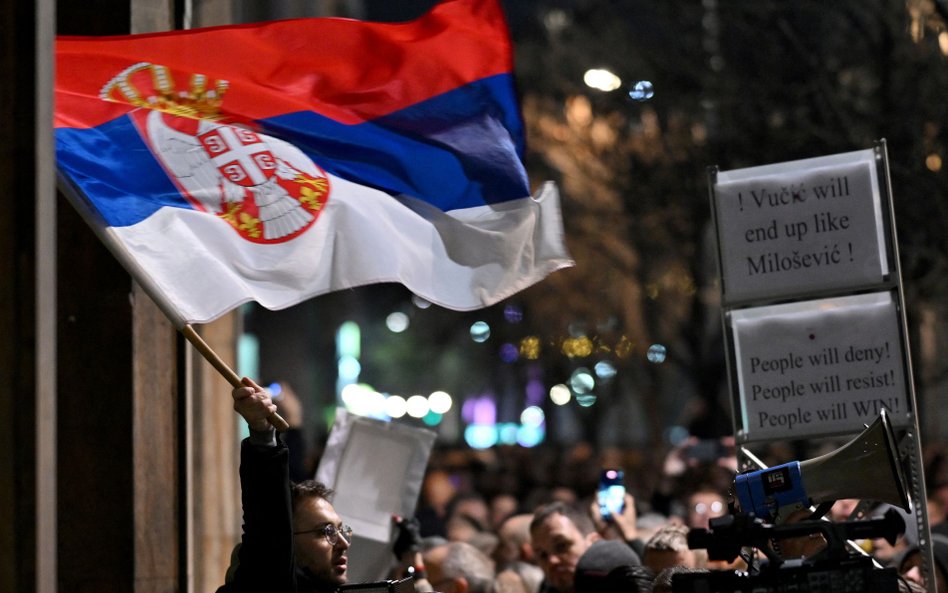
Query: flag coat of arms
55 0 573 325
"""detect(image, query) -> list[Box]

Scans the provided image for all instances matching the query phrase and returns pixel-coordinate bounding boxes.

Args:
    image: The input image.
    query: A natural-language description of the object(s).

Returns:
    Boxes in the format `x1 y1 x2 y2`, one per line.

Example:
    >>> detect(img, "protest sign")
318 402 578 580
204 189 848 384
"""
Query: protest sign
714 149 889 303
730 291 909 442
316 409 436 582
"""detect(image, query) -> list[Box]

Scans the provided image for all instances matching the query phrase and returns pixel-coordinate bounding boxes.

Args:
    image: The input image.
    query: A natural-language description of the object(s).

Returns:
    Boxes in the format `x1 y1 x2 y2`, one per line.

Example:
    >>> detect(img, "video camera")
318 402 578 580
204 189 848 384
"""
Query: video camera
671 508 906 593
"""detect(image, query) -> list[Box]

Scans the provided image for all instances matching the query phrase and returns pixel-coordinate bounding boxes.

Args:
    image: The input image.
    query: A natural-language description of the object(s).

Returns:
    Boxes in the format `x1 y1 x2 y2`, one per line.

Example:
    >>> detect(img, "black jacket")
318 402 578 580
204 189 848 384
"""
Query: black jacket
216 437 336 593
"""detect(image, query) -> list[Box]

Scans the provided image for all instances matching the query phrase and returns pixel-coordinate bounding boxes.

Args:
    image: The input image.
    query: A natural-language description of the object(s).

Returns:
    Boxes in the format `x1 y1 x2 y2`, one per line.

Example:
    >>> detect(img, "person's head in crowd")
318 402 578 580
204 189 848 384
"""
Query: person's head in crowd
685 487 727 530
493 513 535 568
643 524 699 573
572 539 646 593
894 533 948 593
530 502 600 593
635 512 671 544
494 562 544 593
447 512 486 543
423 470 458 517
468 531 500 559
652 566 709 593
290 480 351 589
491 493 520 529
423 541 496 593
445 492 490 539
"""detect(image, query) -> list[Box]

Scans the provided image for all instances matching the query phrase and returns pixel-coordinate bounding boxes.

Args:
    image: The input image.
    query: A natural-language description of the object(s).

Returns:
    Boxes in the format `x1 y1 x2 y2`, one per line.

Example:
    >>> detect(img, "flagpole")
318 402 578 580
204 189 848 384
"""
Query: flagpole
180 325 289 431
57 172 289 431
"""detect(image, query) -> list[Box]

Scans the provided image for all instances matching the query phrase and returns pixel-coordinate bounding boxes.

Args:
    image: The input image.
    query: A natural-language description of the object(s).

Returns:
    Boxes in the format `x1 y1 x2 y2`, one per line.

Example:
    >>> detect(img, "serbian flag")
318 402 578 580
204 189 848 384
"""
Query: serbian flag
55 0 572 326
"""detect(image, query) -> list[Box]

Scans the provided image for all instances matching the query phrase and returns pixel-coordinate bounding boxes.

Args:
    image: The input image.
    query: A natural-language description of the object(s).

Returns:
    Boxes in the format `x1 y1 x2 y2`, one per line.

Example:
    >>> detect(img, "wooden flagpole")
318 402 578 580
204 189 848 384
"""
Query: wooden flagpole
180 325 289 432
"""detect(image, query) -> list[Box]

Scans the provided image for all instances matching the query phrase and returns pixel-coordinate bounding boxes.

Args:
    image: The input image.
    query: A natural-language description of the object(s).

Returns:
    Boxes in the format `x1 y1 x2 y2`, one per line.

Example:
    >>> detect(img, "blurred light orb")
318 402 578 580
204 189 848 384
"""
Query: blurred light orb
575 393 598 407
385 311 410 333
406 395 430 418
504 303 524 323
267 382 283 397
385 395 408 418
594 360 617 379
470 321 491 343
499 342 520 363
428 390 453 414
647 343 668 363
584 68 623 92
521 405 545 427
498 423 519 445
927 153 942 172
422 410 442 426
562 336 593 358
520 336 541 360
517 424 545 447
412 295 432 309
338 354 361 381
570 368 595 394
550 384 572 406
614 336 633 358
465 424 498 449
629 80 655 102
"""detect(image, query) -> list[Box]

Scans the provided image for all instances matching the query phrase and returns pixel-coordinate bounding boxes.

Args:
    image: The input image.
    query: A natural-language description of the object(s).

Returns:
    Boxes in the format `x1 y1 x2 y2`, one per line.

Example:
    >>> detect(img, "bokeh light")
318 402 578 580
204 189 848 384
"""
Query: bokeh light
594 360 617 380
504 303 524 323
927 153 942 172
550 384 572 405
412 295 431 309
384 395 407 418
629 80 655 101
584 68 623 92
520 405 545 427
576 393 598 407
562 336 593 358
520 336 541 359
385 311 409 333
406 394 430 418
465 425 498 449
647 343 668 363
499 343 519 363
428 390 453 414
470 321 491 343
517 424 545 447
570 368 595 394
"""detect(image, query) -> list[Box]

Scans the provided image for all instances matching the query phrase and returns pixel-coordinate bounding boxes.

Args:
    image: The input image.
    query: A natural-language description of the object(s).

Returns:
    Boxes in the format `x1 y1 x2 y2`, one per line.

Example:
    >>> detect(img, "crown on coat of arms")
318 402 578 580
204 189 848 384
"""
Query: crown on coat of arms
100 62 229 120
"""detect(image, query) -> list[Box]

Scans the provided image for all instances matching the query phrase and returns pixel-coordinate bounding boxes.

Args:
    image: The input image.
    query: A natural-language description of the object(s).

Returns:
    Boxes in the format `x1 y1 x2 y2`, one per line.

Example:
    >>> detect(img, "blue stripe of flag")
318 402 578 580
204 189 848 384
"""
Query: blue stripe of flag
56 74 528 228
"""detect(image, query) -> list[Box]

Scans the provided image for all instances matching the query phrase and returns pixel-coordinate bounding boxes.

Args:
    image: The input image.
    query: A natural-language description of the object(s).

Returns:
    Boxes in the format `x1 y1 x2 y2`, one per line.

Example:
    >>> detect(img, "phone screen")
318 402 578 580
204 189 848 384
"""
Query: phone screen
597 468 625 519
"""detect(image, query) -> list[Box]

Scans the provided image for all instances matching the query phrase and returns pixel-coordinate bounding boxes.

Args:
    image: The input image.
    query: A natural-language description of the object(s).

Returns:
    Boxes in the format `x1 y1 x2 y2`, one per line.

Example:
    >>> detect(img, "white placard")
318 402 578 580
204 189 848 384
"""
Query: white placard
315 409 436 581
731 291 909 442
714 149 888 302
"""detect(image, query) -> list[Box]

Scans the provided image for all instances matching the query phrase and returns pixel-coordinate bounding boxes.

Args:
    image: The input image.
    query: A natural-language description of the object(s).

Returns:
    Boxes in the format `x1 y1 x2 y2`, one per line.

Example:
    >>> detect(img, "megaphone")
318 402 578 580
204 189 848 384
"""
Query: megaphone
734 409 910 523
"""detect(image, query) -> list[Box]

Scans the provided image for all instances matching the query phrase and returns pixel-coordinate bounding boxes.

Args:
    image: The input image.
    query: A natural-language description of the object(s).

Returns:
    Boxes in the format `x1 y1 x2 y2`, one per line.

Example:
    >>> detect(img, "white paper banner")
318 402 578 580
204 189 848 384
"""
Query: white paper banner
714 149 888 302
731 291 909 441
316 409 437 582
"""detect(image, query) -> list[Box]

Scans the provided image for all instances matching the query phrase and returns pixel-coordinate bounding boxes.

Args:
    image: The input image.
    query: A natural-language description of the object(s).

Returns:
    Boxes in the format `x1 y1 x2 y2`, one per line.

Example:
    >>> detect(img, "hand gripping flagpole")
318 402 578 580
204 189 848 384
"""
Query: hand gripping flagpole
57 171 289 432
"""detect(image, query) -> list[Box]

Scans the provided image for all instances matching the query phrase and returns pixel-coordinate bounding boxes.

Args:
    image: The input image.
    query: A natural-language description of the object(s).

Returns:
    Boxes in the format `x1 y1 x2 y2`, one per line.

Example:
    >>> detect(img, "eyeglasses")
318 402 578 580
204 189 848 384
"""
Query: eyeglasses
293 523 353 546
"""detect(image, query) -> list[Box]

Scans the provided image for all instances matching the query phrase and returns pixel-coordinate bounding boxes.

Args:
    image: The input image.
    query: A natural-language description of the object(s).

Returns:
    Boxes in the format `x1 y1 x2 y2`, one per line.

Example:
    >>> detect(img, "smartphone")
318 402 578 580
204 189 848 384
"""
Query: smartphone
597 468 626 519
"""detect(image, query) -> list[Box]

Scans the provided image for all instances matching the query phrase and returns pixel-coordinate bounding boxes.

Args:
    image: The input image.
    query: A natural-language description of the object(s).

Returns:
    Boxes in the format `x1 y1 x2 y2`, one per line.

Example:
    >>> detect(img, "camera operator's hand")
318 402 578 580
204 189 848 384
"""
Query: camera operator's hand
232 377 277 433
590 493 638 543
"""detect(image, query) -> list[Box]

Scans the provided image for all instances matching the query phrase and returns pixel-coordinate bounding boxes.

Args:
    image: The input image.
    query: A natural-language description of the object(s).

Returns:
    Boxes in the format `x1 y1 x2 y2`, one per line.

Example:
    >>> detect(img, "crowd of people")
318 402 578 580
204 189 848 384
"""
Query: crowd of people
220 379 948 593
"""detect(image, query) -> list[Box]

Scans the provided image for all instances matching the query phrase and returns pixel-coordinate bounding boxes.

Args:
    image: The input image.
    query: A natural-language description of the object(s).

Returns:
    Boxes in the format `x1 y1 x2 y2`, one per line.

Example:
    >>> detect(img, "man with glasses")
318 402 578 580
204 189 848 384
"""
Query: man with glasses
218 378 352 593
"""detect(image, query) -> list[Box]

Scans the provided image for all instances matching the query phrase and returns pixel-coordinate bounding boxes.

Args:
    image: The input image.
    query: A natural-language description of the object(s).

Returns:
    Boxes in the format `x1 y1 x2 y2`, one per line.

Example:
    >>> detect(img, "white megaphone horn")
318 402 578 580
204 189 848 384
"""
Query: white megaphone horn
734 409 910 523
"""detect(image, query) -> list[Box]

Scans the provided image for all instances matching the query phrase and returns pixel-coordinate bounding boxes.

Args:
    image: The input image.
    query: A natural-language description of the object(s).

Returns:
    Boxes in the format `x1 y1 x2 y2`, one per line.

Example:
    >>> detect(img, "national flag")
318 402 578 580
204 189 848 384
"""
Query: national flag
55 0 573 326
